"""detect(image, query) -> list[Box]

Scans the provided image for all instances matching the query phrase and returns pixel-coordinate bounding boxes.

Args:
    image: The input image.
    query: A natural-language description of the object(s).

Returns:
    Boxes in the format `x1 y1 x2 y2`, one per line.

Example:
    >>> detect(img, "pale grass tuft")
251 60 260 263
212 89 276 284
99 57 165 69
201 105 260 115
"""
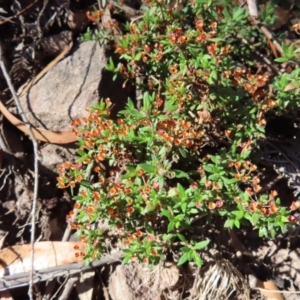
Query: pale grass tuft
187 259 250 300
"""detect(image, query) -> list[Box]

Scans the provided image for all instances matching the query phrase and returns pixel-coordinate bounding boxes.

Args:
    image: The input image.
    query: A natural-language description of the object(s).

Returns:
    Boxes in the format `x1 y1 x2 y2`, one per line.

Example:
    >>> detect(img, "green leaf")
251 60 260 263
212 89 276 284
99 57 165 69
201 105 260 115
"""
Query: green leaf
258 227 268 238
162 234 176 241
180 246 191 253
208 174 219 181
161 209 172 219
251 213 259 225
188 251 194 261
181 202 187 213
203 164 214 173
173 170 191 179
177 234 186 242
165 99 178 112
168 188 177 197
122 172 136 179
122 255 131 264
232 210 244 220
177 183 186 199
179 148 187 158
233 7 246 22
127 108 145 118
144 201 156 214
210 155 221 164
193 253 203 267
223 177 238 184
241 150 251 159
175 221 181 229
143 92 151 110
79 180 91 189
287 44 294 59
194 240 210 250
224 219 234 229
234 219 240 228
168 221 175 232
77 149 86 156
275 57 289 63
158 146 166 157
138 164 156 173
280 223 287 234
177 253 189 266
73 195 86 201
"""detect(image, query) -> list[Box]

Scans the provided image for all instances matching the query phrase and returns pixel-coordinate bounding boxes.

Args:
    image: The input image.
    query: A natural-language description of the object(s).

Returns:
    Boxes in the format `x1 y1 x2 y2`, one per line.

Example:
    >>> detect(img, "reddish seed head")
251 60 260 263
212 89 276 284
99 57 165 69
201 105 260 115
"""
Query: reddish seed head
151 249 158 256
147 235 155 242
195 201 202 209
290 201 300 211
288 215 299 223
216 200 223 208
208 202 216 210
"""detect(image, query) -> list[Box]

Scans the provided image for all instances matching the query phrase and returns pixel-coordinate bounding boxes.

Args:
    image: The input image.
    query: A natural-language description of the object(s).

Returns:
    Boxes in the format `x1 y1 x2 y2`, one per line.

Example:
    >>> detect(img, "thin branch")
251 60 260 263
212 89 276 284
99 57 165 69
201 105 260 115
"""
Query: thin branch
0 251 124 290
61 162 94 242
0 45 40 300
37 0 49 38
108 0 142 19
246 0 258 18
0 0 42 26
239 0 284 56
57 277 77 300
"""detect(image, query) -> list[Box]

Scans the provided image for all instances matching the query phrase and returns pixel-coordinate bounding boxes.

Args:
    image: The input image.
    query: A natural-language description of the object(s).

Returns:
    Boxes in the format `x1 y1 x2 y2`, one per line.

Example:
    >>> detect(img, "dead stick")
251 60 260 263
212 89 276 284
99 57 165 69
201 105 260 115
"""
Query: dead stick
0 45 40 300
238 0 284 56
58 277 78 300
0 0 42 26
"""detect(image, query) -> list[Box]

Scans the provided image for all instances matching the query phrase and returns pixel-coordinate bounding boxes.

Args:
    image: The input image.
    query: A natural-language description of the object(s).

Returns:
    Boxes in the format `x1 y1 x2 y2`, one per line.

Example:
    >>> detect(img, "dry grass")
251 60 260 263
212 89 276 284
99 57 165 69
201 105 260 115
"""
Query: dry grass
186 259 250 300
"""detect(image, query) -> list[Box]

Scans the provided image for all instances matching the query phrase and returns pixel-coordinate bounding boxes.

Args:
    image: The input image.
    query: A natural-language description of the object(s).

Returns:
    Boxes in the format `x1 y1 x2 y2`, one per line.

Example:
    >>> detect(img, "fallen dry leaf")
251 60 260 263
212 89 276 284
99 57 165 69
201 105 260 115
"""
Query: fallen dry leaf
0 101 77 144
256 278 285 300
0 241 86 277
0 41 77 144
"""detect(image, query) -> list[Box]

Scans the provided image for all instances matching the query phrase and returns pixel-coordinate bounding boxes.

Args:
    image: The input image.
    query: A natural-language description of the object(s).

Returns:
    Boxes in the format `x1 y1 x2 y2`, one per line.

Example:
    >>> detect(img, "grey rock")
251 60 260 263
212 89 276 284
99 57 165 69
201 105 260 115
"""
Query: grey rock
39 143 77 176
19 41 128 131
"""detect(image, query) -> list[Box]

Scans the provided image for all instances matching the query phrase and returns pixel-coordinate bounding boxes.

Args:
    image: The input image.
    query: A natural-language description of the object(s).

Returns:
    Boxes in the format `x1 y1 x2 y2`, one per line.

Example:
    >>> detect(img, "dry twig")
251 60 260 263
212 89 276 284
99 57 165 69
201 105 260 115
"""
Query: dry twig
239 0 284 56
0 0 42 26
246 0 258 18
0 45 40 300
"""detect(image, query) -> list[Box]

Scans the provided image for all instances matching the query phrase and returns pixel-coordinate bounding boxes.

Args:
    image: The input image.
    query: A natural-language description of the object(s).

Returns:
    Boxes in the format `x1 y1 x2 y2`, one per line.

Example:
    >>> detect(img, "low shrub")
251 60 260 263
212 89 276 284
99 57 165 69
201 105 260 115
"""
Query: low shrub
58 0 299 265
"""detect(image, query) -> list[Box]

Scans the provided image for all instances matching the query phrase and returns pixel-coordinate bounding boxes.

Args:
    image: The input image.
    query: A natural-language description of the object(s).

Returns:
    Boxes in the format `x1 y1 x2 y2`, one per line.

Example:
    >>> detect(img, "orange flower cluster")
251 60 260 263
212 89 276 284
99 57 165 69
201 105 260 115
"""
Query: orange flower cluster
208 200 224 210
58 161 82 173
243 190 280 216
169 28 186 44
249 201 278 216
156 118 204 148
142 43 164 63
86 10 103 22
195 19 217 43
57 160 85 188
124 230 145 246
227 68 272 104
124 233 137 246
70 102 136 159
228 159 259 190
